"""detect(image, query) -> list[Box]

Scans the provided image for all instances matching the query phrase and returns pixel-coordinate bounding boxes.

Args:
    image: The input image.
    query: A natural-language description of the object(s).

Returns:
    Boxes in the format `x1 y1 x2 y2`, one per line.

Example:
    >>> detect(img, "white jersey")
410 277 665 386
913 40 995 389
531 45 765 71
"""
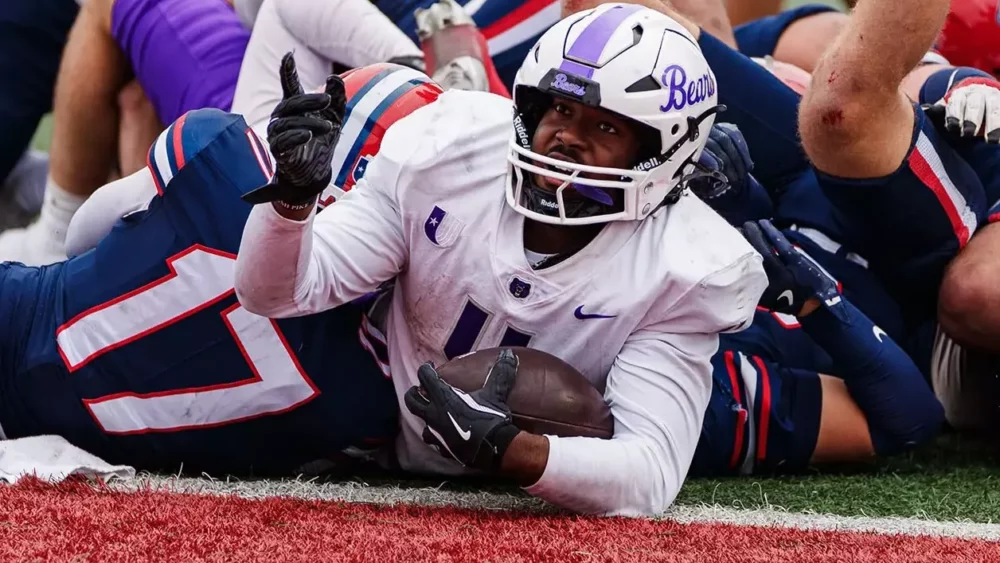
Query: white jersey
235 90 767 516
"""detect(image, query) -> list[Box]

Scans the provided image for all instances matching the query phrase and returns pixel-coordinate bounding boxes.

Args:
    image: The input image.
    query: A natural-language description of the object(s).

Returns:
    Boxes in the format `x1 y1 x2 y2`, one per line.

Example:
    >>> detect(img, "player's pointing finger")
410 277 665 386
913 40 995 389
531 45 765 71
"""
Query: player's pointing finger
279 52 305 99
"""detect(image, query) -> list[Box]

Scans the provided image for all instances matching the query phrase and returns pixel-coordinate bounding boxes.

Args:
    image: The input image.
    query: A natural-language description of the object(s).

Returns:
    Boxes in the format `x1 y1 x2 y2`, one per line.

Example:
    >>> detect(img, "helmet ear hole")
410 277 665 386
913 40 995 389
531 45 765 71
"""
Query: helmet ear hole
633 122 664 164
670 124 680 135
686 116 701 141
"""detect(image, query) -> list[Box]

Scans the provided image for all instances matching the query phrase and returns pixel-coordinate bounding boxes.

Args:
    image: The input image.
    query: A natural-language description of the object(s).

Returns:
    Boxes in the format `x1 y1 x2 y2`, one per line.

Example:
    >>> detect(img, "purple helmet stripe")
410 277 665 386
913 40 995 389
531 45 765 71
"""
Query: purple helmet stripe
557 4 645 78
558 60 596 79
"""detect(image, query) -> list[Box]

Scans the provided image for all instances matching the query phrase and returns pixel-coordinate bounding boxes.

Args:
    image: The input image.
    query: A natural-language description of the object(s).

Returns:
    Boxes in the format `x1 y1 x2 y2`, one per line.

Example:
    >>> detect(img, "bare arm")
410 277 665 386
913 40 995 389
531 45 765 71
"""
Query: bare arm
798 0 950 177
234 140 409 318
726 0 781 27
667 0 736 47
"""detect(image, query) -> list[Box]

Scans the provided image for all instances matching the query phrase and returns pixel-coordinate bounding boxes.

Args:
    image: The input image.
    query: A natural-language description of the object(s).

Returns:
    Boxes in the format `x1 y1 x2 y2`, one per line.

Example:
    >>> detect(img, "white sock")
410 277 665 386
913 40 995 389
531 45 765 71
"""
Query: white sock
8 150 49 213
36 176 87 251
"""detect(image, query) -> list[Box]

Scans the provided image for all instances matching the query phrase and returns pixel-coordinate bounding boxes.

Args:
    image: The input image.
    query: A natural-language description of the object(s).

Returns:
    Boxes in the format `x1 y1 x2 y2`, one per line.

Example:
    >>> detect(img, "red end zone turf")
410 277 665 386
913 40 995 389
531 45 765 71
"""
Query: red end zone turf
0 477 994 562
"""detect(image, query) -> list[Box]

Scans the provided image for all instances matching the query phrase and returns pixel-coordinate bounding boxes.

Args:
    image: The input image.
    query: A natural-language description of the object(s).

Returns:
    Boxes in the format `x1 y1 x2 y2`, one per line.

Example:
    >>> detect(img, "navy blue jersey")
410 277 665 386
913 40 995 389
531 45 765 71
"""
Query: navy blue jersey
945 134 1000 224
816 105 988 322
693 227 908 476
0 109 398 475
701 31 989 324
373 0 558 88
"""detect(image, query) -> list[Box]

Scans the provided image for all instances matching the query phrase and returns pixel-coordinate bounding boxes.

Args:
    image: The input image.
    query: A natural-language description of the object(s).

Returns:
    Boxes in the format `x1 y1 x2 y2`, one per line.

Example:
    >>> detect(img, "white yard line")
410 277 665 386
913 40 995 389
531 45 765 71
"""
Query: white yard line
667 504 1000 542
104 474 1000 541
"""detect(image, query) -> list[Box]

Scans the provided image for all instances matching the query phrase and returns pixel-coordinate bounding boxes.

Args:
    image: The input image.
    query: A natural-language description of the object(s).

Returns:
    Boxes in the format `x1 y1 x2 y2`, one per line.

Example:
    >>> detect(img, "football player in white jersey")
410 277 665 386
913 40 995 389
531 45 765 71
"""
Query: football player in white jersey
234 5 768 516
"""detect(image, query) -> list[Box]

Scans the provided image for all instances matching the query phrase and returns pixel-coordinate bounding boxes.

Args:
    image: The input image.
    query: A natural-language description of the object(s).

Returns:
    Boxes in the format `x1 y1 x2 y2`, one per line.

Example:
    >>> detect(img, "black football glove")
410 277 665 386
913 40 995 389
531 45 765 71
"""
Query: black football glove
404 349 521 472
741 219 848 322
689 123 765 200
242 52 347 205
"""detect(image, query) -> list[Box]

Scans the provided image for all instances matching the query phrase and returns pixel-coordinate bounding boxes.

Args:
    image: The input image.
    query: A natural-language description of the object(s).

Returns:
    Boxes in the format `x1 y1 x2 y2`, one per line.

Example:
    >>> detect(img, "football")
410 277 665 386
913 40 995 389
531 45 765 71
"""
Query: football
436 347 614 439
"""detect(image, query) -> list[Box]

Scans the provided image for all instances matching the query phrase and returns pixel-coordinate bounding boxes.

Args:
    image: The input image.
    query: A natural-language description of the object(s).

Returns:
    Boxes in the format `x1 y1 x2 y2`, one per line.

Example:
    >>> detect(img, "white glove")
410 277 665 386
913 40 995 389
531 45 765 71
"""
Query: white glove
934 77 1000 143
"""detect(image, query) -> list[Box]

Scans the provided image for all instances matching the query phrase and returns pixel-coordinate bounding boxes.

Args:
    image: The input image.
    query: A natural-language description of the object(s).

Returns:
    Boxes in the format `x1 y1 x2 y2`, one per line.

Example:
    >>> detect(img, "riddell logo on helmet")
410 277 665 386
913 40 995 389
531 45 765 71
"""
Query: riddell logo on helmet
513 115 530 147
659 65 716 112
634 157 661 172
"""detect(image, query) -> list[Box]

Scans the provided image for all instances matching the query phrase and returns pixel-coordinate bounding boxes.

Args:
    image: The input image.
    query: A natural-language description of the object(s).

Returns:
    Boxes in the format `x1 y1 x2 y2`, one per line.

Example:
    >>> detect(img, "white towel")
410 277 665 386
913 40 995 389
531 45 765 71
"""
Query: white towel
0 435 135 484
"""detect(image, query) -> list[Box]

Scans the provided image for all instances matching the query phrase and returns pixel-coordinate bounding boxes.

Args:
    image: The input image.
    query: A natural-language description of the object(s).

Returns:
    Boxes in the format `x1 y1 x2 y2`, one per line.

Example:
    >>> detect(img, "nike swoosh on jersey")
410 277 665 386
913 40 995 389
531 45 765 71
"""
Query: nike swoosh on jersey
778 290 794 307
873 326 887 343
448 413 472 441
574 305 617 320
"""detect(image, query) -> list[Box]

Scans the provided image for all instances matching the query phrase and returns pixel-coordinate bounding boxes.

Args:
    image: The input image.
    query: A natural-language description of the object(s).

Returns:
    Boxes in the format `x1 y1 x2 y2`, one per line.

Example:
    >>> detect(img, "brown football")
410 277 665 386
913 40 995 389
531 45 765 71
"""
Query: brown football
436 347 614 439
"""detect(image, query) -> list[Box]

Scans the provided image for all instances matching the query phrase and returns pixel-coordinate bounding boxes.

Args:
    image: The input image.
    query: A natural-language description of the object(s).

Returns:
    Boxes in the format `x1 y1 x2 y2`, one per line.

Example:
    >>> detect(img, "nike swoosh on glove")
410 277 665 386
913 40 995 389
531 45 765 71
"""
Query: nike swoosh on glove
931 76 1000 143
242 52 347 205
404 349 521 472
741 219 848 321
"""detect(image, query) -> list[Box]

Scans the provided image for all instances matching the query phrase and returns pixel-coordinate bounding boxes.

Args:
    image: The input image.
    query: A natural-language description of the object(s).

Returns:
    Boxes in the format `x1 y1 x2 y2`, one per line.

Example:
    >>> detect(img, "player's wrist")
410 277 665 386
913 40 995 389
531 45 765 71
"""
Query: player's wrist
797 297 822 318
271 197 316 221
498 431 549 486
489 423 521 468
274 196 316 210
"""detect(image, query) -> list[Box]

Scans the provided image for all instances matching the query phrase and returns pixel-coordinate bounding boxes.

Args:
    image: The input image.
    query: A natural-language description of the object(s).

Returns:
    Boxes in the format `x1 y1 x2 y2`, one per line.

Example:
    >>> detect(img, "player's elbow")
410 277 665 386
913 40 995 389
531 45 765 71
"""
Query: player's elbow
871 400 944 457
593 439 682 517
625 441 684 516
233 277 271 317
233 262 290 318
798 81 872 155
938 245 1000 351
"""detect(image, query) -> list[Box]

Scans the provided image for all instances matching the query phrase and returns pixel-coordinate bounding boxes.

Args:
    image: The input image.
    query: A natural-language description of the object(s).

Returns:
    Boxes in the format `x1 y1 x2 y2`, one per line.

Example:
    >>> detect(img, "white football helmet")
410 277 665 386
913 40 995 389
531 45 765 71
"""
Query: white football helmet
507 4 720 225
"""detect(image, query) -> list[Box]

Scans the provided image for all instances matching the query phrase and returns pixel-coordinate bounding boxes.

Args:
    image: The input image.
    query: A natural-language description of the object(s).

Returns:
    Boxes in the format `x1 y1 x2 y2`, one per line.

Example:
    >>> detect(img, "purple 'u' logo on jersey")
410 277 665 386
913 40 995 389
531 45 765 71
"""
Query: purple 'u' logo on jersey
659 65 716 112
424 206 447 246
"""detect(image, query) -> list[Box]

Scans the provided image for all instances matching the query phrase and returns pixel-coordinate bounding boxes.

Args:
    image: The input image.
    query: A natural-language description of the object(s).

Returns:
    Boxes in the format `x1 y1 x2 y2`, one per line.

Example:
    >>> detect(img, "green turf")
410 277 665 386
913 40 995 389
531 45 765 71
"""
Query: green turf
676 434 1000 523
31 114 53 152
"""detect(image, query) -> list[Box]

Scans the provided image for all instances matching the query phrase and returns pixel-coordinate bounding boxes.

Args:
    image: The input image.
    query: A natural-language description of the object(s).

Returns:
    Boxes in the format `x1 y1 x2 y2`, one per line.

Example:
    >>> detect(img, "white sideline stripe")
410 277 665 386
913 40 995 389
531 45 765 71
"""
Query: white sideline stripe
666 504 1000 542
109 476 1000 541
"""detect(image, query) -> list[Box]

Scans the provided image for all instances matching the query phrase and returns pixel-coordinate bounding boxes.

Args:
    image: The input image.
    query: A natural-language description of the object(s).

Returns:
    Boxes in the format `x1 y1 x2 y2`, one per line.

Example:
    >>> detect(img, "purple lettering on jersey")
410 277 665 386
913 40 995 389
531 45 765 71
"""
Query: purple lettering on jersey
549 73 588 98
558 4 644 79
444 301 535 359
659 65 716 112
499 326 532 348
444 301 491 360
